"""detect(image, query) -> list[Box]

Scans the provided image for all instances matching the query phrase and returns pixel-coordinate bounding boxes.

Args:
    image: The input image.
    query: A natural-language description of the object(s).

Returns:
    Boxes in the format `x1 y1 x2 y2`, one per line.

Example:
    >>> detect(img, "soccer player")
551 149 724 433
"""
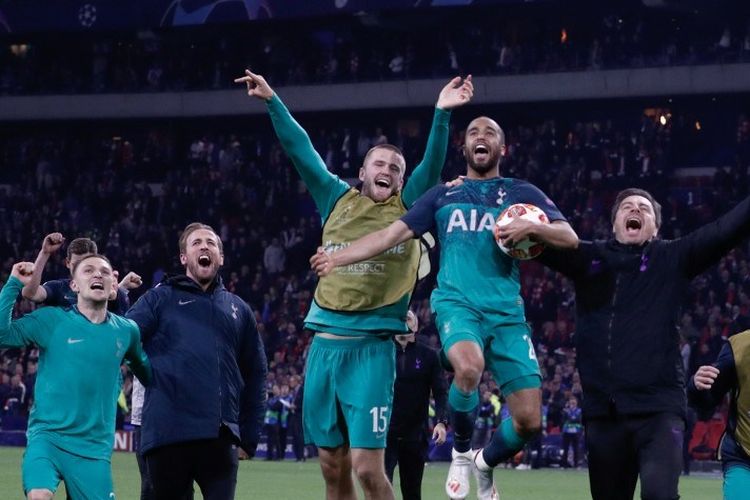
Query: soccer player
311 116 578 500
126 222 267 499
234 69 473 499
385 310 448 500
537 188 750 499
21 232 142 314
689 329 750 499
0 257 152 499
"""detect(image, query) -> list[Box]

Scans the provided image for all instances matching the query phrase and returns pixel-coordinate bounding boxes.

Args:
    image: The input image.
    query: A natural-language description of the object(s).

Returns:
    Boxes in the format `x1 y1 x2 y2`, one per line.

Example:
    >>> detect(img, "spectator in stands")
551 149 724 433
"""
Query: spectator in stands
560 396 583 468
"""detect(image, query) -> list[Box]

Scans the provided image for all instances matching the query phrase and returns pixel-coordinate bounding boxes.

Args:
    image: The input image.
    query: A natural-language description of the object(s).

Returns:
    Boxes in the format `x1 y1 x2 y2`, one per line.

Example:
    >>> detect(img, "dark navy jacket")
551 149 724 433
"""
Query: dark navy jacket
126 274 267 454
540 195 750 419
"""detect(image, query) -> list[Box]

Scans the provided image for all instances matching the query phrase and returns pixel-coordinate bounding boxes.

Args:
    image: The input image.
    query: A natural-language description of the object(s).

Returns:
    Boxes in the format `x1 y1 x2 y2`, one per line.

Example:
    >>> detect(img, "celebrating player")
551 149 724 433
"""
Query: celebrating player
235 69 473 499
311 116 578 499
21 233 142 314
126 222 267 499
0 257 152 499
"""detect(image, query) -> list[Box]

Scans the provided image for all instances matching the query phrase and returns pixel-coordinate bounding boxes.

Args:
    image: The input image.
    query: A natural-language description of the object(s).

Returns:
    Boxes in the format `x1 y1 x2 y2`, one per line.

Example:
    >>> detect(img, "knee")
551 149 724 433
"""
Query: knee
353 464 386 493
514 408 542 438
27 490 54 500
452 356 484 389
320 457 345 484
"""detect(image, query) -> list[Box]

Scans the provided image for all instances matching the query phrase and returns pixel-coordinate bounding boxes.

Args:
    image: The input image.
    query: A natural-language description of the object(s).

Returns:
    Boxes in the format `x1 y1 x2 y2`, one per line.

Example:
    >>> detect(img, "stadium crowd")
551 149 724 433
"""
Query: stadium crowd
1 7 749 95
1 100 749 467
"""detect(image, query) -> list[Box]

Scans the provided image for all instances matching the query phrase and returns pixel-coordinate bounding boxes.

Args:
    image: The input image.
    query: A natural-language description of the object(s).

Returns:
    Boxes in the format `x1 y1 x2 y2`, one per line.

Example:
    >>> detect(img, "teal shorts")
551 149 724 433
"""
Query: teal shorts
303 334 396 449
433 296 541 395
724 462 750 499
23 437 114 499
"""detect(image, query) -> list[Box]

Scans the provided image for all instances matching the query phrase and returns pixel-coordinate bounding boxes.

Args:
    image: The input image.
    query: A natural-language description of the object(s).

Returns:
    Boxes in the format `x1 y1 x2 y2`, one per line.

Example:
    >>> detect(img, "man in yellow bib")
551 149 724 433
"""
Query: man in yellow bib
236 69 472 499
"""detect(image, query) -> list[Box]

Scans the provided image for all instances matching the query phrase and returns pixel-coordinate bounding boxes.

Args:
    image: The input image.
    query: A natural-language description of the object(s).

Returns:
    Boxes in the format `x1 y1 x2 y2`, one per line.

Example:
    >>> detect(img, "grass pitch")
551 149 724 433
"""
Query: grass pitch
0 447 721 499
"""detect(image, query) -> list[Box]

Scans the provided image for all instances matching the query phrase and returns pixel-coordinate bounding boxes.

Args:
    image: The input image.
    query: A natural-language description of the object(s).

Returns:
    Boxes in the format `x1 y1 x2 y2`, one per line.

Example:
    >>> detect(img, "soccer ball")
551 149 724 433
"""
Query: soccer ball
78 4 97 28
494 203 549 260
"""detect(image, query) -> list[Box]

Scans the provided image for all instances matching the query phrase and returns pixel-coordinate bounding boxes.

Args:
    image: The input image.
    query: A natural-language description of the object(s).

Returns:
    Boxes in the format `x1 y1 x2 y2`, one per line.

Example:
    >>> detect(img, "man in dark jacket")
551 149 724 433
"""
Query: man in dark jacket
539 187 750 500
126 222 267 499
385 310 448 500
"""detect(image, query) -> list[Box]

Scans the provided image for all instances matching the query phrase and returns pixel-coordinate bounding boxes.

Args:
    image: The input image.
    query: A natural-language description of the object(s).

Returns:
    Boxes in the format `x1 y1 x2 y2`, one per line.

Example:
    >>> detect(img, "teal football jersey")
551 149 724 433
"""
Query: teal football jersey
401 177 566 319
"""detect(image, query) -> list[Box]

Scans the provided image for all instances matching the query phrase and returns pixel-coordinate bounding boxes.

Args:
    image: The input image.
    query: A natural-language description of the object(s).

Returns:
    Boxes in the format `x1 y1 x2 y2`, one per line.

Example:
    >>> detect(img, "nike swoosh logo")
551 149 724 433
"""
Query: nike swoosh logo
178 299 195 306
67 338 84 344
446 190 460 196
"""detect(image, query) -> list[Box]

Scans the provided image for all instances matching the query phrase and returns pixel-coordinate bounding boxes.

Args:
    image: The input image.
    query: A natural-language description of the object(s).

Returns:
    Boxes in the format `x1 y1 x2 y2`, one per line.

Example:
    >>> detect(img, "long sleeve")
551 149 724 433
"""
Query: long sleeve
401 107 451 207
0 277 51 348
125 322 152 386
678 195 750 278
537 242 592 280
238 311 268 454
687 342 736 411
267 94 350 219
125 288 161 343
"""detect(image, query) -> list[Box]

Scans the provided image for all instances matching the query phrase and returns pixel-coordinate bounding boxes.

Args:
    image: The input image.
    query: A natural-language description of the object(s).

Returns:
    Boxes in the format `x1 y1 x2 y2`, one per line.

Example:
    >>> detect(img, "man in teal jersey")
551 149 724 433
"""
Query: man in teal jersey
0 256 152 500
235 69 473 500
312 116 578 500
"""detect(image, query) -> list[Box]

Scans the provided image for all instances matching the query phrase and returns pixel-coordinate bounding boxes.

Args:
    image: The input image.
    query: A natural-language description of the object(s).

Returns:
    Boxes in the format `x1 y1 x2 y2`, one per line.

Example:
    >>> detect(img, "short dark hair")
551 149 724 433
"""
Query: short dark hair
70 254 112 276
611 188 662 228
362 144 405 168
179 222 223 253
465 116 506 146
66 238 98 260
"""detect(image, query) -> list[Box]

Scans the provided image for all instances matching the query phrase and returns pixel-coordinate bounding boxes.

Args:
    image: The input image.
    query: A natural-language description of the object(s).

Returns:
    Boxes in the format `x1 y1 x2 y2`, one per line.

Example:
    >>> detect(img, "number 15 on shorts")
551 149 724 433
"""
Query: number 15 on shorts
370 406 389 434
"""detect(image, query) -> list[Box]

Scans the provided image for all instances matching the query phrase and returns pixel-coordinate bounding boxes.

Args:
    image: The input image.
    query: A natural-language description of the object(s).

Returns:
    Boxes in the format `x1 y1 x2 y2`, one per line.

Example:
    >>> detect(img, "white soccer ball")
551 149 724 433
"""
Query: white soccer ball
494 203 549 260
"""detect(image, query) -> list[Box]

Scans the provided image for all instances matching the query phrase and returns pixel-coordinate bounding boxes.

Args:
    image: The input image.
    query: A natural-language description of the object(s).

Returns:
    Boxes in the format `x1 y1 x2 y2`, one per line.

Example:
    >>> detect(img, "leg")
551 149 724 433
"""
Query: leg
635 413 683 500
193 431 239 500
134 426 155 500
397 438 427 500
22 439 62 500
351 448 395 500
57 453 115 500
144 442 195 500
585 418 638 500
384 437 398 483
319 446 356 500
724 462 750 500
561 433 572 467
303 336 350 497
447 342 484 453
278 426 288 460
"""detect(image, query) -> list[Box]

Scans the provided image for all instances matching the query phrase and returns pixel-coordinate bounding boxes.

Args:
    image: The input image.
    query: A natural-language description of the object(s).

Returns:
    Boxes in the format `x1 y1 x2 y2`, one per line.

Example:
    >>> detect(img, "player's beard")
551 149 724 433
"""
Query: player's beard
466 149 502 176
186 258 219 285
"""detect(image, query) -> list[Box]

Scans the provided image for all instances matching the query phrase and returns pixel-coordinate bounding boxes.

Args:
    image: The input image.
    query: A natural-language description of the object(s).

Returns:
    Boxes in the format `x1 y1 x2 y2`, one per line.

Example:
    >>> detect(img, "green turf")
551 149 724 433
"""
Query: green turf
0 446 721 499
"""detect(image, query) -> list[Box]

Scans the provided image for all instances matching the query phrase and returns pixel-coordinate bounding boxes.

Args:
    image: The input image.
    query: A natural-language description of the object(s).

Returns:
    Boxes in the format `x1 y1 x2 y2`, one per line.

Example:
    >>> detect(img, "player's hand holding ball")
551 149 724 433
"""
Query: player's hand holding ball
494 203 549 260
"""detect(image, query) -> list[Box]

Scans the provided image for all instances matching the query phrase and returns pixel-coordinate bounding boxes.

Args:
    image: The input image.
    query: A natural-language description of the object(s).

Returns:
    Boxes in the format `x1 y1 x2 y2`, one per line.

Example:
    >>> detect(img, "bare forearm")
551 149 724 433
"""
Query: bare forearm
536 221 579 249
21 251 49 302
331 221 414 267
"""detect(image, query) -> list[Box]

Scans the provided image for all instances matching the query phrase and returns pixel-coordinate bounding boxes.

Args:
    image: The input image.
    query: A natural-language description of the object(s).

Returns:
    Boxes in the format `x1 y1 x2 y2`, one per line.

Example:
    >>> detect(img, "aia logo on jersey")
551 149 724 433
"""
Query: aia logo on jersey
496 188 507 206
446 208 496 233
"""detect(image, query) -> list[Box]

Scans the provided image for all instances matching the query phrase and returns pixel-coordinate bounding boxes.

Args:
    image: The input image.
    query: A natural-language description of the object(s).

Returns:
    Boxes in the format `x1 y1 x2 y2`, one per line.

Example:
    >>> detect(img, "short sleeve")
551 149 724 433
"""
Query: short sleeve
401 185 446 237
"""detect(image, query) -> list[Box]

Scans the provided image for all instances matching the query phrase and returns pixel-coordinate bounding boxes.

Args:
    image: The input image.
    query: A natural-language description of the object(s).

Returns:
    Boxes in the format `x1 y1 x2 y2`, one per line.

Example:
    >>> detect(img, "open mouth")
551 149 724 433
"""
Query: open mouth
374 177 391 189
473 143 490 161
625 218 642 231
90 282 105 291
198 255 212 267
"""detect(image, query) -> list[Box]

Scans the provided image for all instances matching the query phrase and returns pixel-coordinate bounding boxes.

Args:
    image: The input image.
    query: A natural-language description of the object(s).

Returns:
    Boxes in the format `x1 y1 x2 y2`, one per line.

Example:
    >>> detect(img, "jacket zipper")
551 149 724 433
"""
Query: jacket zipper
607 274 621 406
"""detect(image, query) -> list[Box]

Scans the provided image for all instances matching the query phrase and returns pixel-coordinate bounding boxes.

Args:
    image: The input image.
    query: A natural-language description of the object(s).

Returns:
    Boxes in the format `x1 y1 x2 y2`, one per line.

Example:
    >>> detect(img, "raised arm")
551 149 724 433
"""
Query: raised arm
679 195 750 278
21 232 64 303
311 220 415 277
402 76 474 207
235 70 349 218
1 263 52 348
